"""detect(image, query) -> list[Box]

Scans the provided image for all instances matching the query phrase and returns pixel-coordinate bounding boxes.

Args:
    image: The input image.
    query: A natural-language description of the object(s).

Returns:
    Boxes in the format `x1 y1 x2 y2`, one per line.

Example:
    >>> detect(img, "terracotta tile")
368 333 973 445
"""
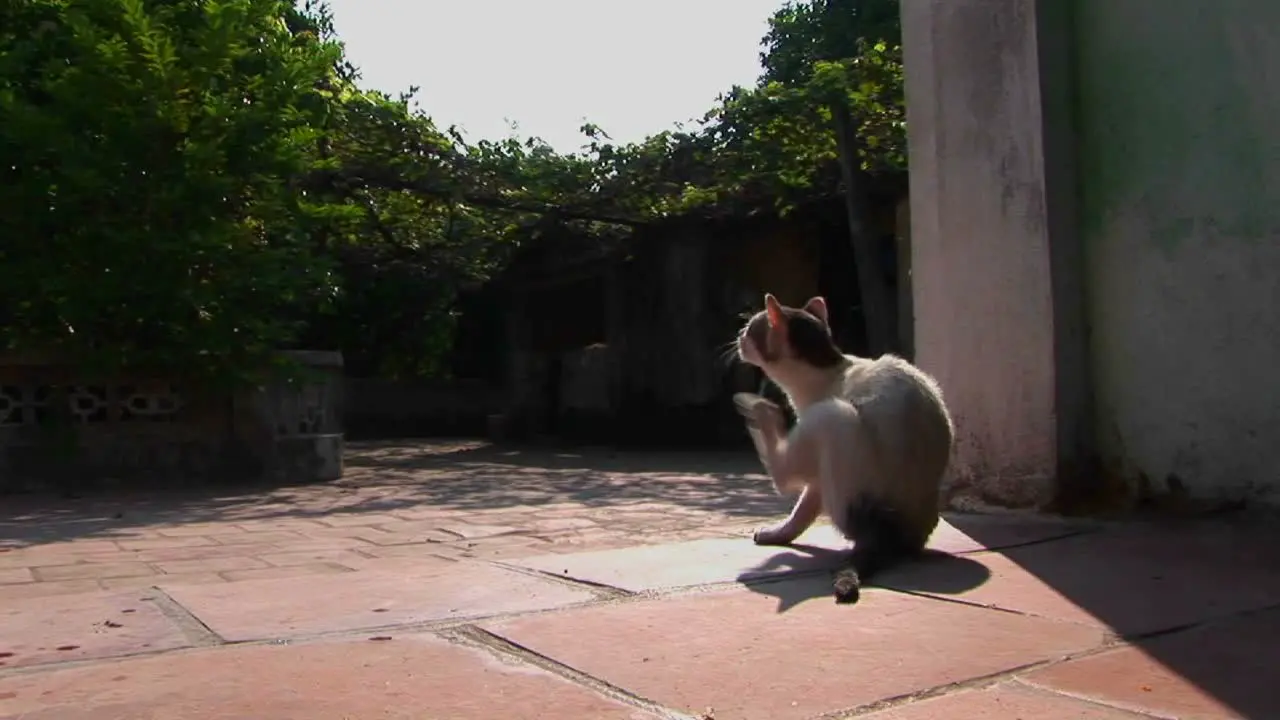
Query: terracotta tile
103 573 225 591
0 580 102 601
14 540 124 556
0 590 191 669
875 520 1280 635
670 520 742 538
0 567 33 585
859 682 1142 719
266 538 374 553
221 563 354 582
33 562 156 582
0 634 660 720
166 562 597 642
116 536 218 551
530 517 600 533
482 580 1106 720
509 536 847 593
454 536 554 560
928 513 1095 554
0 547 126 570
602 511 698 533
0 553 36 570
1022 606 1280 720
211 530 307 545
538 527 636 545
542 535 645 550
354 543 458 560
542 533 643 552
258 549 370 568
234 518 330 533
532 502 598 516
386 509 459 522
353 528 458 546
129 542 283 563
338 556 460 574
155 524 247 538
370 519 447 533
749 515 1092 557
152 557 267 575
46 551 142 566
293 526 396 544
319 513 403 528
619 501 710 515
457 546 550 561
438 523 519 540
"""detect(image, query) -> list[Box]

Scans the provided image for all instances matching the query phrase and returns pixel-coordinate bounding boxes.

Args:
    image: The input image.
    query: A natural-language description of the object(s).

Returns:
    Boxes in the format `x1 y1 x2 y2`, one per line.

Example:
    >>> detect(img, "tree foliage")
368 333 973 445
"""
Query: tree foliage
0 0 531 381
0 0 343 381
0 0 908 382
564 0 907 222
440 0 907 227
752 0 906 354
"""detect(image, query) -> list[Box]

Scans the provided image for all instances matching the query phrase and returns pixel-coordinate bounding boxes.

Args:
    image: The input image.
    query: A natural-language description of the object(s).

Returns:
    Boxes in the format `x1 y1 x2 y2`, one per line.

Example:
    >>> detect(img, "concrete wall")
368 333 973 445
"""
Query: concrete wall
901 0 1087 508
904 0 1280 507
1074 0 1280 502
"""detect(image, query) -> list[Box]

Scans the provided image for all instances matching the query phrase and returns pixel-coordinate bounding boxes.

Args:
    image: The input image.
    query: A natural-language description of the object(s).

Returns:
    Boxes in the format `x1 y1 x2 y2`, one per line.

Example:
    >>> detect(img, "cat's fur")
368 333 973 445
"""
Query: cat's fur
734 293 954 603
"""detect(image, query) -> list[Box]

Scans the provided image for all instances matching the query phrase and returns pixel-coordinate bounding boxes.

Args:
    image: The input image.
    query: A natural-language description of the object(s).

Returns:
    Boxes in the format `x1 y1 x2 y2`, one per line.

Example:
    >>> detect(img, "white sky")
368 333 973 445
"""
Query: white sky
326 0 787 154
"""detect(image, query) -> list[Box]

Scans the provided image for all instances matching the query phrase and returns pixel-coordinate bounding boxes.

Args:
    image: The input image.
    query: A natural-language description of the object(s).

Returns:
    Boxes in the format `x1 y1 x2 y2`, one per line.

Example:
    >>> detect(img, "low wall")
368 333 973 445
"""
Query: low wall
0 351 344 492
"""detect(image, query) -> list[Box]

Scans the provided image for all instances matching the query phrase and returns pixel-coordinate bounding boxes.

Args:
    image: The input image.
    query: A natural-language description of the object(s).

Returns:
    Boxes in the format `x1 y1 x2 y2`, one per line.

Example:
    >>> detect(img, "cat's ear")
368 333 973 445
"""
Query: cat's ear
802 296 829 325
764 294 785 328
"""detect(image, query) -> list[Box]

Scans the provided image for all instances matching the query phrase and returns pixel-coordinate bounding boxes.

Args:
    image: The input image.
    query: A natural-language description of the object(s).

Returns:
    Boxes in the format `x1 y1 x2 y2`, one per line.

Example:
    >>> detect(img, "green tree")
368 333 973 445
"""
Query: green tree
0 0 344 382
760 0 906 354
513 0 905 235
297 0 909 372
0 0 910 385
294 84 507 379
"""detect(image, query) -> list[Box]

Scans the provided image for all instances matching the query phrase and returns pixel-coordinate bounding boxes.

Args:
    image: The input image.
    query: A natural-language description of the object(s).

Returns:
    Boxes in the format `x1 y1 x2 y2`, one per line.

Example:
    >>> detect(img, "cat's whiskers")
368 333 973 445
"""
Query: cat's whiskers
716 340 741 367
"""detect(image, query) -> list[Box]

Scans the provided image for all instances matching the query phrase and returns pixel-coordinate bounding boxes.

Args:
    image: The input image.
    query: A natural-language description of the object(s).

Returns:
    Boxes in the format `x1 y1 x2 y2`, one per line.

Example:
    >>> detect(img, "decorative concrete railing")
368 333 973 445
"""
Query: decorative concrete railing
0 351 343 492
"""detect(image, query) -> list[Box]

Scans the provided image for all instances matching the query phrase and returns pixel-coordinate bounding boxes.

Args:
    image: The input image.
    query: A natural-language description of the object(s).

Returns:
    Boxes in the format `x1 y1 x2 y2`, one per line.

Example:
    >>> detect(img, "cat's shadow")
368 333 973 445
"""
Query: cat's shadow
739 546 992 613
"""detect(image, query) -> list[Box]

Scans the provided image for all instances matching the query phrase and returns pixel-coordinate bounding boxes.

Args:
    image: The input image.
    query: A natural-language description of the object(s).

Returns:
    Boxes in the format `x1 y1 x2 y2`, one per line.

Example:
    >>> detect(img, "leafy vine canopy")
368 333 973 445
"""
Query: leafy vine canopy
0 0 904 381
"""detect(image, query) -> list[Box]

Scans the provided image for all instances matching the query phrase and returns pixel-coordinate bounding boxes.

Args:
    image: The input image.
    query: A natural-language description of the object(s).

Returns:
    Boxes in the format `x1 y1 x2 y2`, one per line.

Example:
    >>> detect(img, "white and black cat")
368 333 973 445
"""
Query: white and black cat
734 293 954 603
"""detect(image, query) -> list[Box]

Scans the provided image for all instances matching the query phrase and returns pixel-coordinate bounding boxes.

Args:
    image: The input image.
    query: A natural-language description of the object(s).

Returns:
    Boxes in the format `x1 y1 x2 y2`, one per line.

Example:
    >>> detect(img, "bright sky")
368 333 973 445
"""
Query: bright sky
326 0 787 154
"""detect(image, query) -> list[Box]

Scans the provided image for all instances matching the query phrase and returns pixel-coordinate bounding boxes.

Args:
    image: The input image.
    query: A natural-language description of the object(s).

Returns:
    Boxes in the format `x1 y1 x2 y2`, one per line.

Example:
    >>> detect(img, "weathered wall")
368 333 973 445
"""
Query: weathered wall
1074 0 1280 502
0 352 344 491
492 208 831 446
901 0 1087 508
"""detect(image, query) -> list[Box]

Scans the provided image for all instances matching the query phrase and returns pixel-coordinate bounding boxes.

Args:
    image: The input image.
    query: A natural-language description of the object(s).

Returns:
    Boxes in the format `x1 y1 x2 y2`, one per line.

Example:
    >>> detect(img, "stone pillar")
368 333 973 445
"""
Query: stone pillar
894 196 915 360
236 350 345 483
901 0 1092 508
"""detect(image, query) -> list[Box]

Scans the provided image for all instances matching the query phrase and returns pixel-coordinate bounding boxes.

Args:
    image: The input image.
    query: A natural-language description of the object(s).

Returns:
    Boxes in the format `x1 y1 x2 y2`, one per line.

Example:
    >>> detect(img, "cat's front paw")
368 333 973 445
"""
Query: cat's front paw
753 400 785 433
734 393 784 435
753 525 799 546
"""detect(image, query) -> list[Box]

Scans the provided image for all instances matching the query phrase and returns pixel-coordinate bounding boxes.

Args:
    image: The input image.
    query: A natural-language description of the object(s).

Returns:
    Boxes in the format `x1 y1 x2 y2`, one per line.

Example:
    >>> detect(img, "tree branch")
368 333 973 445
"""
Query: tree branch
314 166 645 228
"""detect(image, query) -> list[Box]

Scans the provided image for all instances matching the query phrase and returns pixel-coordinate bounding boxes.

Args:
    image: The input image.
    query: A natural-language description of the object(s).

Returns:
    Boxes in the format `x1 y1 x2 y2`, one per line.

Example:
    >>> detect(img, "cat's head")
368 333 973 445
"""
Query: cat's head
736 294 844 374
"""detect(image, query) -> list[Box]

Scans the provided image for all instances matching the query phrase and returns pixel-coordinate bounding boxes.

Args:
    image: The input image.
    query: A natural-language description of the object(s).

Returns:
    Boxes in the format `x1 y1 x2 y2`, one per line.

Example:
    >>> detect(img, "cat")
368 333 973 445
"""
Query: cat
733 293 954 603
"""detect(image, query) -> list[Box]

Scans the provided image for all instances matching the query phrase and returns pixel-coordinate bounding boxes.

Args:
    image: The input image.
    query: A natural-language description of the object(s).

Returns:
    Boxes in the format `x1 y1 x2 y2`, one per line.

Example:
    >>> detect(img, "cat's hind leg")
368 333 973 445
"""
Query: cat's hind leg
796 398 914 603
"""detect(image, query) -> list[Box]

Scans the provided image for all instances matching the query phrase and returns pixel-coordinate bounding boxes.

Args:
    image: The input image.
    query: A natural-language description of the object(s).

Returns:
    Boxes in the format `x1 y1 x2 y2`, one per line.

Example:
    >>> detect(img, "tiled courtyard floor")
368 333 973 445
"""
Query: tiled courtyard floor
1 441 1277 719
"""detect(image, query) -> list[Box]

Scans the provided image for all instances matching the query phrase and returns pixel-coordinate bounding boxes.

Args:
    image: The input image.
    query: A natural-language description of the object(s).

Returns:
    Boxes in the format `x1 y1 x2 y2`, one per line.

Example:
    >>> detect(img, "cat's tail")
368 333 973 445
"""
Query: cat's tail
832 496 915 604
